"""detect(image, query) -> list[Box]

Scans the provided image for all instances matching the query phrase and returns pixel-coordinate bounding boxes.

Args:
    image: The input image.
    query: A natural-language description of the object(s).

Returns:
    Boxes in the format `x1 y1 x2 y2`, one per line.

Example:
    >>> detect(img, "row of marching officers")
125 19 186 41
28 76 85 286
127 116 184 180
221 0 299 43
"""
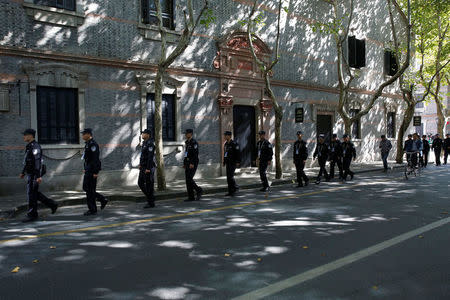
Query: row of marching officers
19 128 357 222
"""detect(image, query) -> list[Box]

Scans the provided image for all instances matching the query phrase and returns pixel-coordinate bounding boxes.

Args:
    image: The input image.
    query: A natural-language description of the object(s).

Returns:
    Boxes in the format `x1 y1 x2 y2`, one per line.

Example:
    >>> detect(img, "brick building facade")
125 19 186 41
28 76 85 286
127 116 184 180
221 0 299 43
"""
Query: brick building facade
0 0 406 194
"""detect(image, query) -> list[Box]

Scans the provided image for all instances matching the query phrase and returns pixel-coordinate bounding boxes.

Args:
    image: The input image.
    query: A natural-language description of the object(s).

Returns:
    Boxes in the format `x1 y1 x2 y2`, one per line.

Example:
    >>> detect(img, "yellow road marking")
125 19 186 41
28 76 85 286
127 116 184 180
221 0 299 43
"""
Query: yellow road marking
0 169 444 245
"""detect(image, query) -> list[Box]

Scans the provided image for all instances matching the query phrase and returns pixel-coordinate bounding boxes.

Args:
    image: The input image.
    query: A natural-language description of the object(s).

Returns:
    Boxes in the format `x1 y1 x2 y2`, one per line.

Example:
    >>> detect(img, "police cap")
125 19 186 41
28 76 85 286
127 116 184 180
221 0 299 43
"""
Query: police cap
80 128 93 135
224 131 232 136
22 128 36 137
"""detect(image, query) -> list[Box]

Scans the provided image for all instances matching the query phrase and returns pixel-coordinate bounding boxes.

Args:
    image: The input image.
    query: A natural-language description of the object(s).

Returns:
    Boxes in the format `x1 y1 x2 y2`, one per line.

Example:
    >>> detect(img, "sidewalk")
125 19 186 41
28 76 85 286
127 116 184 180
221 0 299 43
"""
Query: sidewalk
0 161 402 219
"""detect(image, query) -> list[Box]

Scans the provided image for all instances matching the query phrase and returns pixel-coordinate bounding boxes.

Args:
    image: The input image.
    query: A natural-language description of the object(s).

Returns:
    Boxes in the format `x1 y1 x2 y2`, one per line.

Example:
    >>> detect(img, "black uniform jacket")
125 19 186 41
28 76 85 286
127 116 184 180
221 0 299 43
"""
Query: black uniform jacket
22 140 43 177
224 139 241 165
328 140 343 160
82 138 102 174
313 142 329 160
293 140 308 161
184 138 199 166
140 139 156 170
257 139 273 163
341 141 357 159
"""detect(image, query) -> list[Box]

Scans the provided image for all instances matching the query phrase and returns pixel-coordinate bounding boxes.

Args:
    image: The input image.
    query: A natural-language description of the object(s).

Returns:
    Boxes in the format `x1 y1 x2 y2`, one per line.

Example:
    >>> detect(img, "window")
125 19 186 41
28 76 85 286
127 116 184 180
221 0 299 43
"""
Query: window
147 93 176 141
348 36 366 69
384 50 398 76
350 109 361 139
142 0 174 29
415 101 424 109
387 112 396 138
36 86 79 144
34 0 76 11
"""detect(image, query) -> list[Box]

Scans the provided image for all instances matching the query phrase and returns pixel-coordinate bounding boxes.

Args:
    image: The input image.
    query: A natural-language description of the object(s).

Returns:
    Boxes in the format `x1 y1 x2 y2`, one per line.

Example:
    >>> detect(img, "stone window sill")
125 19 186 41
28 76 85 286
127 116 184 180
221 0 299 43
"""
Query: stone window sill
138 23 181 42
23 2 85 27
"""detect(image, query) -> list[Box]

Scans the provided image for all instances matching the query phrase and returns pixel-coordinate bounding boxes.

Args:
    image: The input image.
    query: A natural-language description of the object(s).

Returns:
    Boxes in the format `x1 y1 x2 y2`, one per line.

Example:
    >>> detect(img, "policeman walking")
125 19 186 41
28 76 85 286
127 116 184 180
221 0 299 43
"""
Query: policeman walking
342 134 356 181
183 129 203 201
223 131 241 196
329 134 343 180
81 128 107 216
138 129 156 208
421 134 430 167
431 134 443 166
444 133 450 165
256 130 273 192
20 129 57 222
293 131 309 187
313 134 330 184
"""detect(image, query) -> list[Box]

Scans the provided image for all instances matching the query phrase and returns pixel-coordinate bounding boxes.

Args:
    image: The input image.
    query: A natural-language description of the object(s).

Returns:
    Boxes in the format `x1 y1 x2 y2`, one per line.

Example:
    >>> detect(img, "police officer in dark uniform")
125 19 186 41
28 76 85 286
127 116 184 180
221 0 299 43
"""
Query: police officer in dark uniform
81 128 107 216
223 131 241 196
20 129 57 222
328 133 343 180
421 135 430 167
183 129 203 202
342 134 357 181
138 129 156 208
293 131 309 187
256 130 273 192
432 134 443 166
444 133 450 165
313 134 330 184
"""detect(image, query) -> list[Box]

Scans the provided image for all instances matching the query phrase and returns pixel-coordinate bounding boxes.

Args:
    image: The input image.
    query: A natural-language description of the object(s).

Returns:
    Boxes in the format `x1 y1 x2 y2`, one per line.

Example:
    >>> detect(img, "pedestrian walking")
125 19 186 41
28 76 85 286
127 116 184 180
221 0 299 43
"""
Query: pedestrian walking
329 134 343 179
183 129 203 202
138 129 156 208
444 133 450 165
342 134 356 181
293 131 309 187
256 130 273 192
421 134 430 167
223 131 241 196
20 129 57 222
403 134 413 164
432 134 443 166
379 135 392 172
81 128 107 216
313 134 330 184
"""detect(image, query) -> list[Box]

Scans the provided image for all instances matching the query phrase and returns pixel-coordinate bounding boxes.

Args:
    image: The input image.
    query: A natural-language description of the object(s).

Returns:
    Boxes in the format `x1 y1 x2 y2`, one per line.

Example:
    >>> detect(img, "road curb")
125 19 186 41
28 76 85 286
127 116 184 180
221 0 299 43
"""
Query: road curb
1 166 403 219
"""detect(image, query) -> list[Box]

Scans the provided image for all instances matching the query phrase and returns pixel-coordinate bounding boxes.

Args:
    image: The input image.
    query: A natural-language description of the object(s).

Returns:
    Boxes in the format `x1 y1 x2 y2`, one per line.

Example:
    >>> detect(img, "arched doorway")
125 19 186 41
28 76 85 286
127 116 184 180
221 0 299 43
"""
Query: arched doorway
214 32 272 169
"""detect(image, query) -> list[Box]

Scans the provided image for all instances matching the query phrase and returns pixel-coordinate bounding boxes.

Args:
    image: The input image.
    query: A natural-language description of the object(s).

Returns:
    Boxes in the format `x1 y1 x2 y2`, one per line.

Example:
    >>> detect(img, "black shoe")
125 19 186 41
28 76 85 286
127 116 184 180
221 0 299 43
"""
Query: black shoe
304 180 309 186
100 198 108 210
196 190 203 201
297 184 304 188
22 216 38 223
259 187 266 191
350 174 354 180
262 187 270 192
144 202 155 208
83 210 97 216
225 193 235 196
51 204 58 214
184 198 196 202
315 180 320 185
325 177 330 182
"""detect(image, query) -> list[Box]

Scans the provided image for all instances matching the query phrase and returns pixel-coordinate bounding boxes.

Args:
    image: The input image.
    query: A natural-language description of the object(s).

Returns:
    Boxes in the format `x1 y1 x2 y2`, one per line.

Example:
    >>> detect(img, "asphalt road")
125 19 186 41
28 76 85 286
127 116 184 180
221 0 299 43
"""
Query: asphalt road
0 166 449 300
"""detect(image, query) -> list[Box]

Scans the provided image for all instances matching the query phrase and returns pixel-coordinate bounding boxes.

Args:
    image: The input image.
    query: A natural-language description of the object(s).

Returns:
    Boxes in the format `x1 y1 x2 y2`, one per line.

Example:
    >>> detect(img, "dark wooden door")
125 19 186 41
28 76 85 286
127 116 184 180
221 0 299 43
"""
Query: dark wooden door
233 105 256 167
316 114 333 144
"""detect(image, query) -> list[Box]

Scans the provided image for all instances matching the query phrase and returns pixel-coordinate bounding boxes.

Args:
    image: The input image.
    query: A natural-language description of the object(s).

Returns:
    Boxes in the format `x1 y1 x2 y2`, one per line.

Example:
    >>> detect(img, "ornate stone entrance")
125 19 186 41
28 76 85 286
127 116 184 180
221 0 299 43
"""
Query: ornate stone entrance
214 32 273 171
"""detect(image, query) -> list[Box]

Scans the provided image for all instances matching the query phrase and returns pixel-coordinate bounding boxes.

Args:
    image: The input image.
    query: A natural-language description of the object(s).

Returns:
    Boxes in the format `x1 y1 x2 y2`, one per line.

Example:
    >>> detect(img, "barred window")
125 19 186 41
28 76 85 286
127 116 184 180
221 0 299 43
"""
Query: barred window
147 93 176 141
384 50 399 76
350 109 361 139
36 86 79 144
142 0 174 29
387 112 396 138
34 0 76 11
348 36 366 69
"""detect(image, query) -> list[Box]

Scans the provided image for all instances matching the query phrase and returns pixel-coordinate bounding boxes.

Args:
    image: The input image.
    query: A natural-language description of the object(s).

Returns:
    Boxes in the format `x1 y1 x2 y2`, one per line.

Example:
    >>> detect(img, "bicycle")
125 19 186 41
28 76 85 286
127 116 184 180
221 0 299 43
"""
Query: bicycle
404 151 422 179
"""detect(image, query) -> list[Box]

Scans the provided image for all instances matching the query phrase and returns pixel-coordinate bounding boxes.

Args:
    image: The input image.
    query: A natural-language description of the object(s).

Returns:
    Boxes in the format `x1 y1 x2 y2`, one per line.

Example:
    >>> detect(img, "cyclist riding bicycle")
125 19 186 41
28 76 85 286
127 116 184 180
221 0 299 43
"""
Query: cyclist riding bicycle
404 133 423 167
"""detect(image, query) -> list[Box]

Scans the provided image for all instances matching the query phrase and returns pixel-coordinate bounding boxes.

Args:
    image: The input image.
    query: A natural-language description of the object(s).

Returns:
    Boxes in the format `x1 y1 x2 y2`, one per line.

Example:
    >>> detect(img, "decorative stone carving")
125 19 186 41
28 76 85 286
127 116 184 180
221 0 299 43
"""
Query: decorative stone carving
217 96 234 114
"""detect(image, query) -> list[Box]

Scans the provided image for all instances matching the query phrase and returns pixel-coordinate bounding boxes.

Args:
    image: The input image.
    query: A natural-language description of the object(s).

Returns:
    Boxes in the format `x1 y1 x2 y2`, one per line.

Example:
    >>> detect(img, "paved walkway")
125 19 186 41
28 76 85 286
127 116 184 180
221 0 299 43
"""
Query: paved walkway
0 161 402 218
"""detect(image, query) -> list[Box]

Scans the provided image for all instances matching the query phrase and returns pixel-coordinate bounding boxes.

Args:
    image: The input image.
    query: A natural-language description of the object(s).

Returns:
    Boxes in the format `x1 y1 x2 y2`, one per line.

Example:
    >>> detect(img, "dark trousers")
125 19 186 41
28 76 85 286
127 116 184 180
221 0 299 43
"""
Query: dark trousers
225 163 238 194
343 157 354 179
420 151 428 167
259 161 269 188
138 169 155 204
83 172 105 213
26 174 56 218
294 160 309 186
434 149 441 166
185 164 202 200
329 158 343 178
317 158 329 181
445 151 449 164
381 152 389 170
407 153 418 167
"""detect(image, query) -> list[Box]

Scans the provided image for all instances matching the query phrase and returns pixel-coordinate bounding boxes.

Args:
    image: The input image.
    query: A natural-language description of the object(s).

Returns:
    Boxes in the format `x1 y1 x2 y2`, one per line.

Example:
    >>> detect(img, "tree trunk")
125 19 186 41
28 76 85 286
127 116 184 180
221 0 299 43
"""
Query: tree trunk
395 103 415 163
343 117 352 136
435 96 445 137
274 105 283 179
154 69 167 191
